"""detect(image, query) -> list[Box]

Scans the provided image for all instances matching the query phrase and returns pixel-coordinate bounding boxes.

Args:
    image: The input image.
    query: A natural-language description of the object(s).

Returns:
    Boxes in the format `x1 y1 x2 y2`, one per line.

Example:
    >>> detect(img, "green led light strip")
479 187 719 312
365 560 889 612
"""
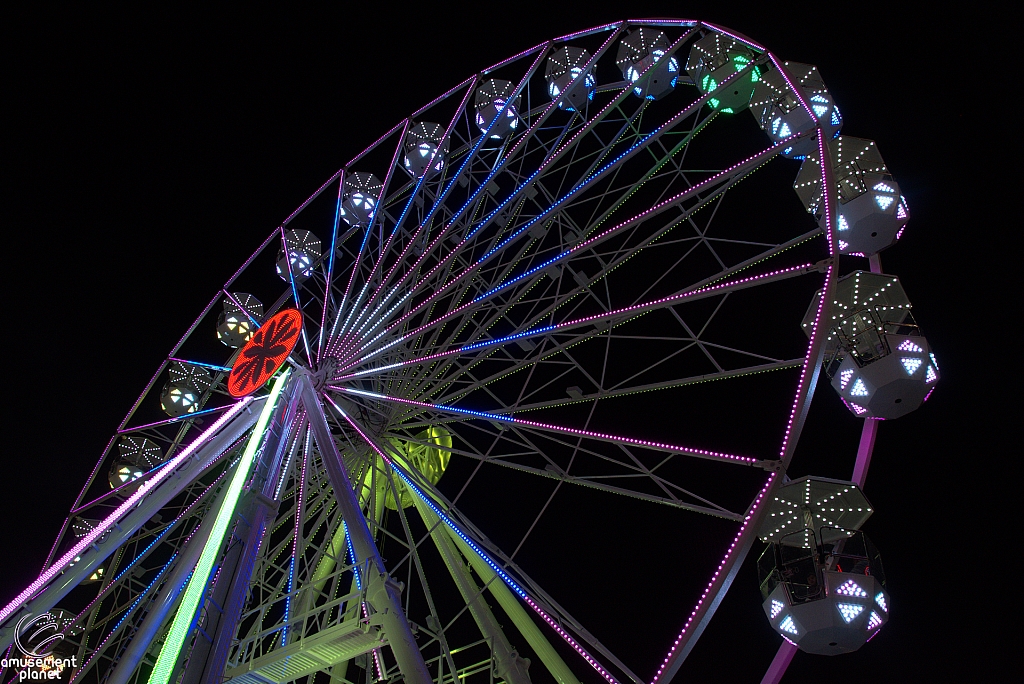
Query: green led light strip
147 369 291 684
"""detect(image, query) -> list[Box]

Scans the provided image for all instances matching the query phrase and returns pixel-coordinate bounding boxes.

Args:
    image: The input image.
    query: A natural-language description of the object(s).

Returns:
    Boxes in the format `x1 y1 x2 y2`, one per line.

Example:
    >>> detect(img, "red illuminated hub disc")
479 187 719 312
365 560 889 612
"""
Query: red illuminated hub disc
227 309 302 397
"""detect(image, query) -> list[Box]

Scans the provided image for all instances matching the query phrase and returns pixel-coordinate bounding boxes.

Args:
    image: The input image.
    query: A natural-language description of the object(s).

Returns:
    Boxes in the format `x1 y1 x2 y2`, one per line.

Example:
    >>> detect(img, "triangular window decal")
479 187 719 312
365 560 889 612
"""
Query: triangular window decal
837 603 865 623
836 579 868 597
900 358 923 375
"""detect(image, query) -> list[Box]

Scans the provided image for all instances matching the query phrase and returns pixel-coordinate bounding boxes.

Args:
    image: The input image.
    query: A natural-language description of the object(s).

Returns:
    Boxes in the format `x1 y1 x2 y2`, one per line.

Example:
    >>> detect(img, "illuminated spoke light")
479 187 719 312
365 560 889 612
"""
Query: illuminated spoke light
778 615 798 635
897 340 923 352
866 611 883 631
925 365 937 383
874 195 894 210
875 592 888 613
900 357 923 375
849 378 869 397
770 600 784 619
837 602 865 623
836 579 868 597
839 369 854 390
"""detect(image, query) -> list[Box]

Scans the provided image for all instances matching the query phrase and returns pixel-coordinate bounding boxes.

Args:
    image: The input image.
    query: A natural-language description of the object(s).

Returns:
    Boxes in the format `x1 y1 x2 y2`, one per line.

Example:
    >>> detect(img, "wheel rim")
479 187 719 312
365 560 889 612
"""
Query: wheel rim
3 20 889 684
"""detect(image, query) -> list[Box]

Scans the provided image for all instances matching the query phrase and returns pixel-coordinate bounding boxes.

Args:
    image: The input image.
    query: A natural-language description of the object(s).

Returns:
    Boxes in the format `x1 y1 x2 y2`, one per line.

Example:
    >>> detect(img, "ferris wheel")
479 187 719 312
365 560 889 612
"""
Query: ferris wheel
0 19 938 684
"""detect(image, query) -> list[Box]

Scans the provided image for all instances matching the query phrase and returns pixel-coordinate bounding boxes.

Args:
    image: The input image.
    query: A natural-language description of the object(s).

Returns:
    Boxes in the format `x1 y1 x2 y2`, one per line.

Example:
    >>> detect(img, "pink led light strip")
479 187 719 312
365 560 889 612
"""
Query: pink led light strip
322 395 620 684
336 263 814 377
0 397 253 626
328 387 756 465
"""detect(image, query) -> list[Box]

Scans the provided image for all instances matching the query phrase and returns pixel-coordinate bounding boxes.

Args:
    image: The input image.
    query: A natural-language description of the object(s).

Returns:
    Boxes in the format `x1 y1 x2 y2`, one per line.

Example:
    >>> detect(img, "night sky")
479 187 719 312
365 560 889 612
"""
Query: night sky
5 4 1005 682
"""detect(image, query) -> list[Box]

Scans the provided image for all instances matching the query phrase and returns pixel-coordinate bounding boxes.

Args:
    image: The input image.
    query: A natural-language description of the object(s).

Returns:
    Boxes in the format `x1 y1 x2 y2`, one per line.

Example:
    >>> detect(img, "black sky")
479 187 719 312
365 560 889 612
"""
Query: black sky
4 3 1007 681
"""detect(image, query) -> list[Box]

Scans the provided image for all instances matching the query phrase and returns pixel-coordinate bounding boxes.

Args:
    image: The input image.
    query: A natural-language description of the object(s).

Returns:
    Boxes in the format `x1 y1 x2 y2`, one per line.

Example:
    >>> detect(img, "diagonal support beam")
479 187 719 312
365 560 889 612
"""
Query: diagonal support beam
0 398 264 646
297 373 431 684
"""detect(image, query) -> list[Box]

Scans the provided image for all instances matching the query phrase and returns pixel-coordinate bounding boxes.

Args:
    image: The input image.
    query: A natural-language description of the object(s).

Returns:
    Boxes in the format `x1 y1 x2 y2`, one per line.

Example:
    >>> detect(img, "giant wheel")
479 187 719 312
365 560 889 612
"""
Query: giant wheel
1 19 929 684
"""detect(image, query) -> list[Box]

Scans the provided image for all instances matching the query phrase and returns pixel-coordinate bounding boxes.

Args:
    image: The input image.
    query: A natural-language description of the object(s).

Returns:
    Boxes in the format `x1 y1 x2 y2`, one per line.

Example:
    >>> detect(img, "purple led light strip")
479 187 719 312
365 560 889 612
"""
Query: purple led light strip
700 22 766 52
650 471 777 684
0 397 252 626
338 263 814 377
627 18 699 28
767 53 818 127
552 21 621 42
328 387 756 465
282 169 344 227
322 395 620 684
317 170 345 362
345 120 406 168
281 426 310 646
56 466 231 665
117 403 234 435
651 263 835 682
224 230 280 290
223 289 262 329
412 75 476 118
816 134 837 256
481 40 548 75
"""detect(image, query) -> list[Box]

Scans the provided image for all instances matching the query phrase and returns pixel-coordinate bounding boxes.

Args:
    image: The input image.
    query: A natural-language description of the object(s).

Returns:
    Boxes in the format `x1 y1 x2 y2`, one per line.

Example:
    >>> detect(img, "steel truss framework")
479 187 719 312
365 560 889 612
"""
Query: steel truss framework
0 18 899 684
